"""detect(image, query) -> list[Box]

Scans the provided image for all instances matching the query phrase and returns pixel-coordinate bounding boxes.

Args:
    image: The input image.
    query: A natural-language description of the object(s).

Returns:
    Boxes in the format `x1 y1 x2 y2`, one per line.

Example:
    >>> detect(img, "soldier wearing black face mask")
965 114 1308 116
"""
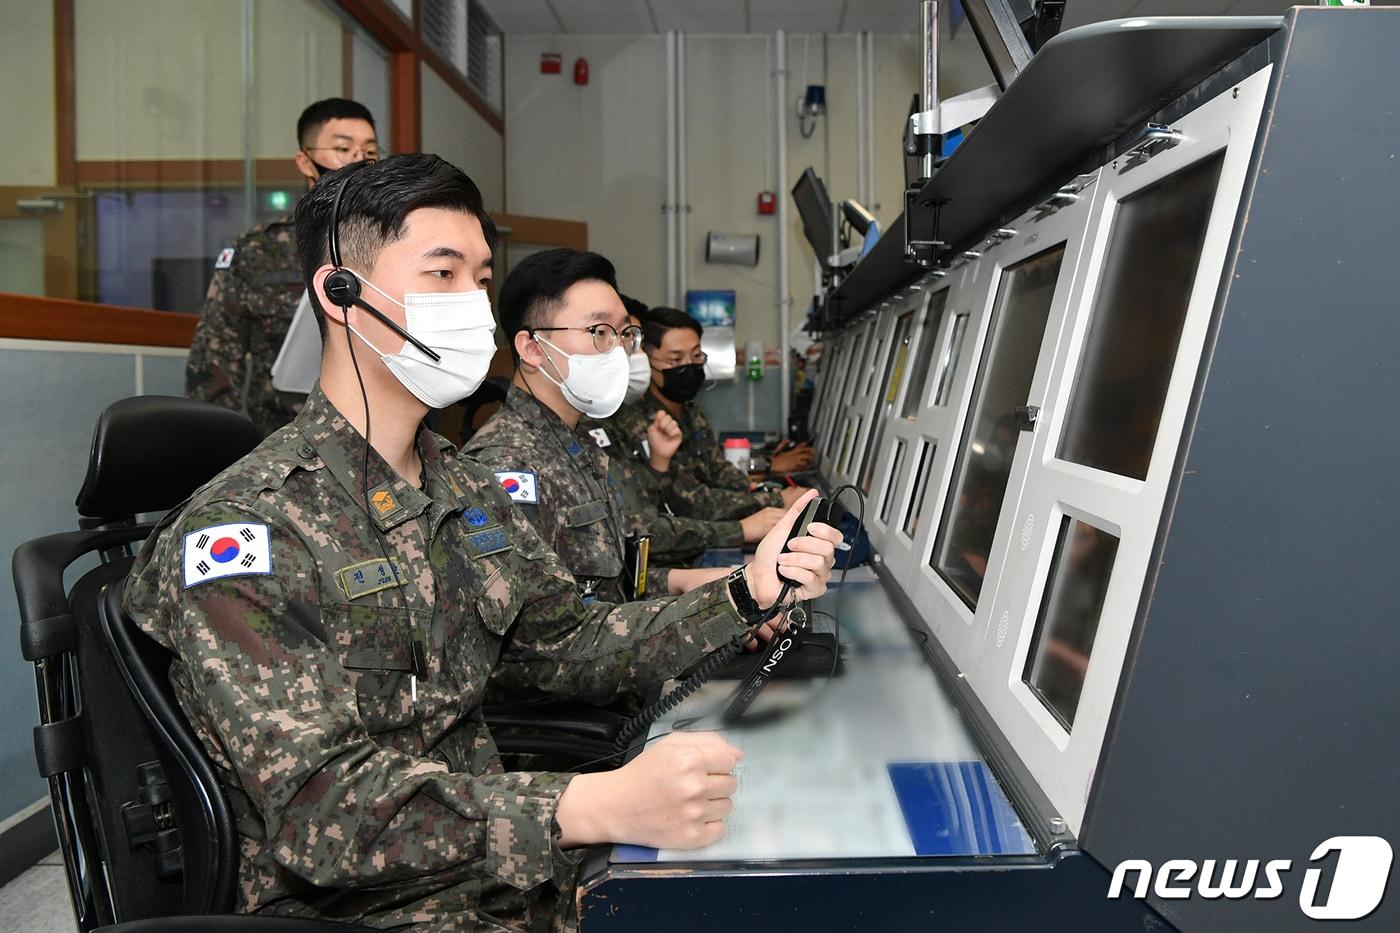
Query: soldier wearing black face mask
184 98 378 436
609 306 814 522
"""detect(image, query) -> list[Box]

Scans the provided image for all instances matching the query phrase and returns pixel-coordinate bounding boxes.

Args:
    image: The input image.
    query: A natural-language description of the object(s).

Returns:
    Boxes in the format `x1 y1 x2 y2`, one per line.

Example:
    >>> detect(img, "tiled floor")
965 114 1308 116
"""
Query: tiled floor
0 850 76 933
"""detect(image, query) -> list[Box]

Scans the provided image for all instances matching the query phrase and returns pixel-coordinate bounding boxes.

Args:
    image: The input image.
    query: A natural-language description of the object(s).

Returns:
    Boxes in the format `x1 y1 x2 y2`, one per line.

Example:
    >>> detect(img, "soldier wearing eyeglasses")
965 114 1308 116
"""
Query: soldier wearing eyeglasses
465 250 744 604
185 98 379 437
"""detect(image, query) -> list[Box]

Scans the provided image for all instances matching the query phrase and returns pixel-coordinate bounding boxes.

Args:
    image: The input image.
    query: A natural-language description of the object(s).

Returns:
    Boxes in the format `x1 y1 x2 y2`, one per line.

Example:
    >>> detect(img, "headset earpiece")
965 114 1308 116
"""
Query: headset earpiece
324 268 360 308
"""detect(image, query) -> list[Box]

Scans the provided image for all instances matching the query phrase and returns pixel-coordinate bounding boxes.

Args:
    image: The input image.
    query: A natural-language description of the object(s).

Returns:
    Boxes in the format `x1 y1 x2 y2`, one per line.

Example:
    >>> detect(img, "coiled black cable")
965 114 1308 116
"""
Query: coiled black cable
612 635 745 751
613 580 794 752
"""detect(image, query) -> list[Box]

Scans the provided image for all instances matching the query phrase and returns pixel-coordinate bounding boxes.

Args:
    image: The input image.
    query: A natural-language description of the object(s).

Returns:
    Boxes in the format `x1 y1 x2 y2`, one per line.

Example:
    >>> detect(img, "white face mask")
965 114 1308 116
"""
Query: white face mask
534 334 631 419
344 273 497 409
624 350 651 404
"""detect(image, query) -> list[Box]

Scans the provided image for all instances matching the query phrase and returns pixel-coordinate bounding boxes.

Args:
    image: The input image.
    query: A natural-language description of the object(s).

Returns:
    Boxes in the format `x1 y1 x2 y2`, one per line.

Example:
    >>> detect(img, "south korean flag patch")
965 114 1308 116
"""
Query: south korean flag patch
183 522 272 589
495 470 538 504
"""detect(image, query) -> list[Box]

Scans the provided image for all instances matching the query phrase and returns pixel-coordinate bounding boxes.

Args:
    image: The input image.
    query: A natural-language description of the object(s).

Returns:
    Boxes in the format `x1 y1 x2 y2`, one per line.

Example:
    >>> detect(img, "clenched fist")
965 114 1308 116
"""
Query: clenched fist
556 732 742 850
647 410 683 472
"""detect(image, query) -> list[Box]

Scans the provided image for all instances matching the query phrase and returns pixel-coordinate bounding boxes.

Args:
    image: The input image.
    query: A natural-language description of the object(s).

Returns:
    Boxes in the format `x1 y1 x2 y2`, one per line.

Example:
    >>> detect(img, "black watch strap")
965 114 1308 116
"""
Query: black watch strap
727 567 766 624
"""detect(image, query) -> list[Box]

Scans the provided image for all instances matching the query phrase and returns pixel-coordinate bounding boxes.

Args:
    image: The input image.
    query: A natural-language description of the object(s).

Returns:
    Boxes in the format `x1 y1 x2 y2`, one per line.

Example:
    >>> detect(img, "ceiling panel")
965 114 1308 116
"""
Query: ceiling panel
651 0 749 33
477 0 561 33
840 0 920 33
556 0 656 34
749 0 845 34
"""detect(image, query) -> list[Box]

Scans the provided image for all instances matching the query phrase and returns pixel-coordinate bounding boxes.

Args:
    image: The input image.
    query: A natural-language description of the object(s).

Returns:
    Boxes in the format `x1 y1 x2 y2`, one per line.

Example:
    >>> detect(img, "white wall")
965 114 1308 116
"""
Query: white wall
421 64 505 211
504 35 669 299
504 28 996 430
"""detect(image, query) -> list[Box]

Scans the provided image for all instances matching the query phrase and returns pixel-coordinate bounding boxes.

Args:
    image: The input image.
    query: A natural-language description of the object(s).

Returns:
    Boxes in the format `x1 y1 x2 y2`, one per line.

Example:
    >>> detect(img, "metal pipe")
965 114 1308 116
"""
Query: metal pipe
241 0 256 230
921 0 940 180
665 32 677 306
776 30 791 435
865 32 877 211
677 33 688 303
855 33 866 205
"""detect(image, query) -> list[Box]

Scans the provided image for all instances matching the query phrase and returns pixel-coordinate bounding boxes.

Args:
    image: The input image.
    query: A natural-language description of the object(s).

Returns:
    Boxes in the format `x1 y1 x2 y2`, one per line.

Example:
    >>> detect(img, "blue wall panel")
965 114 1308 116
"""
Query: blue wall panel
0 347 139 819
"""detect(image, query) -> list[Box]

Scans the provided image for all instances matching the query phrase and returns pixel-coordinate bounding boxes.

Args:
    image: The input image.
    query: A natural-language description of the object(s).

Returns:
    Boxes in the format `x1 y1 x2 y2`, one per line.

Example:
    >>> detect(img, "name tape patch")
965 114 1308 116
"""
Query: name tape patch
495 471 538 504
336 558 404 600
184 522 271 588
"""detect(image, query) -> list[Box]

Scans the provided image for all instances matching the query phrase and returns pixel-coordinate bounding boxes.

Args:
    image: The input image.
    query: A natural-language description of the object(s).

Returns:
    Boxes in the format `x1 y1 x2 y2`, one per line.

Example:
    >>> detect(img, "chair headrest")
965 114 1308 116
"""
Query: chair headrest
75 396 264 520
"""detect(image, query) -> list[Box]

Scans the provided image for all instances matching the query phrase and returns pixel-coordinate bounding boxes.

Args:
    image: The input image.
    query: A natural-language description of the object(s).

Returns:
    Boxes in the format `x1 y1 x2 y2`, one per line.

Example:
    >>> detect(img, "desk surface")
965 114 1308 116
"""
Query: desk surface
611 573 1035 864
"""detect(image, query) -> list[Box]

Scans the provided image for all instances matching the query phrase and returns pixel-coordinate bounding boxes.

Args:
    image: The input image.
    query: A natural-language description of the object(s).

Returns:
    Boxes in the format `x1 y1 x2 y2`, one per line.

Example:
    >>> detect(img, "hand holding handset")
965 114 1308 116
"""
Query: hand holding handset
723 497 846 723
612 495 847 751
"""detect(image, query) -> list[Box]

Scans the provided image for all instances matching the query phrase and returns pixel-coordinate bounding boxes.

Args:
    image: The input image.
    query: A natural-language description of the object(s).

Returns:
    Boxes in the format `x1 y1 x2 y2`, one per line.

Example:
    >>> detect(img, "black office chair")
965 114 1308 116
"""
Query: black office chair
13 396 361 932
15 395 622 931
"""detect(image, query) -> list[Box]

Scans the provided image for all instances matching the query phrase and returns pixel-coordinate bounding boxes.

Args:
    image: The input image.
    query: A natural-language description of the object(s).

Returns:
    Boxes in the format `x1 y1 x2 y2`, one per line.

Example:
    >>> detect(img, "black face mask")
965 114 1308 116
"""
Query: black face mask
658 363 706 403
310 159 338 177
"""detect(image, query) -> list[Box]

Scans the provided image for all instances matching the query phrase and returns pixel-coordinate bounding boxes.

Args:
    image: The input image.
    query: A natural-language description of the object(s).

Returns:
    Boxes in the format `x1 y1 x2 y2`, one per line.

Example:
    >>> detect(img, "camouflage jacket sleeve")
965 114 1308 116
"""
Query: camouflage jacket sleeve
185 253 252 412
611 455 742 564
124 499 579 893
609 404 779 519
480 487 751 704
655 465 777 521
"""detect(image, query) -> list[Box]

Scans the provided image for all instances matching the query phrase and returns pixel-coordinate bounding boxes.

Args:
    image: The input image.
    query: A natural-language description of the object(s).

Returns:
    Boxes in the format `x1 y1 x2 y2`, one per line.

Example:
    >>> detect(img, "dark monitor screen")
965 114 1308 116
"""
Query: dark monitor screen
1056 152 1225 480
792 167 837 269
931 244 1065 608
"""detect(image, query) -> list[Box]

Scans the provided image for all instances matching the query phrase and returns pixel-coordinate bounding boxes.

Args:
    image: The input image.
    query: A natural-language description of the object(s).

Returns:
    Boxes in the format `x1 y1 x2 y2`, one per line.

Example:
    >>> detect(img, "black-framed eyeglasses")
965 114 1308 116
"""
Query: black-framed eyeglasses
304 145 380 163
651 350 708 368
532 323 644 354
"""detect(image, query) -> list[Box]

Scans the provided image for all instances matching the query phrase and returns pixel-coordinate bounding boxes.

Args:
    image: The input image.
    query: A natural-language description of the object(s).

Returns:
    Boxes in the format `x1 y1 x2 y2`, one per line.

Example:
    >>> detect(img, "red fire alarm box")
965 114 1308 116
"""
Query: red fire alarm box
540 53 561 74
757 191 777 215
574 58 589 85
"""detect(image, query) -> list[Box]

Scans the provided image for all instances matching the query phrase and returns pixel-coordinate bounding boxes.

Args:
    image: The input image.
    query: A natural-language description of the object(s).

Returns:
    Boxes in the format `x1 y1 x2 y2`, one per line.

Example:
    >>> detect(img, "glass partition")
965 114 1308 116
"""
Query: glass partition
931 246 1065 608
0 0 393 309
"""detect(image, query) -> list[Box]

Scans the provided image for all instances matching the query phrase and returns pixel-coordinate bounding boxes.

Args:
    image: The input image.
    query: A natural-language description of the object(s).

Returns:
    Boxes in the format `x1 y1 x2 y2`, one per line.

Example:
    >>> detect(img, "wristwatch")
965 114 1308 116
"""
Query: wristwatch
726 566 769 625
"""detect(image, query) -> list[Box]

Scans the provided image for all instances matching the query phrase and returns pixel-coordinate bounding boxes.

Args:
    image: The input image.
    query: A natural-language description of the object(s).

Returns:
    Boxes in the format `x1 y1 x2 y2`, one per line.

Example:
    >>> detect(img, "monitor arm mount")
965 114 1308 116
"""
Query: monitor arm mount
904 1 1067 267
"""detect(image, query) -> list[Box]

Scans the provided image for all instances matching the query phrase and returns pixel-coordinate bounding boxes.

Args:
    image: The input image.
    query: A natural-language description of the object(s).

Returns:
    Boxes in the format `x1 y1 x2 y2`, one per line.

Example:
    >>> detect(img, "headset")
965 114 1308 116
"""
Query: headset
324 161 431 701
323 164 440 362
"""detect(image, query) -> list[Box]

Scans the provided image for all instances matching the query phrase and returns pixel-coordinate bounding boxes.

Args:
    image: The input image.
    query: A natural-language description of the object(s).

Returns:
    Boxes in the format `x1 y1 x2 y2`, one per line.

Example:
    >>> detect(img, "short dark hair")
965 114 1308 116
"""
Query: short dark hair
618 293 650 323
641 306 702 351
294 153 498 328
297 98 376 148
498 248 618 358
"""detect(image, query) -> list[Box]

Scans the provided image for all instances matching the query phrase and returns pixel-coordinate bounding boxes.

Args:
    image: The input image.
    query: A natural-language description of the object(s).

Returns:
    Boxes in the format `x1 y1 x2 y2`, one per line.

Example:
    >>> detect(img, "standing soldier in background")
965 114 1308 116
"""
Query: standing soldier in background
184 98 378 436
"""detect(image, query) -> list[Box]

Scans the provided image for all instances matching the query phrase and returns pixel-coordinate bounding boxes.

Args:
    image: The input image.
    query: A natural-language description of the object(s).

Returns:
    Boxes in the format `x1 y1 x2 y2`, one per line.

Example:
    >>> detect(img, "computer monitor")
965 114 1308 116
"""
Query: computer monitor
791 167 841 270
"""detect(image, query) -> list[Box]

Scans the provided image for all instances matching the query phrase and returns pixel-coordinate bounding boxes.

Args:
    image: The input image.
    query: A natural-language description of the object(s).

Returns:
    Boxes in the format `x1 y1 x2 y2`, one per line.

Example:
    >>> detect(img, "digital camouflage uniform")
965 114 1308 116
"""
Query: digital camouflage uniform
464 386 685 602
123 385 750 931
609 393 784 522
577 415 744 565
185 216 307 437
